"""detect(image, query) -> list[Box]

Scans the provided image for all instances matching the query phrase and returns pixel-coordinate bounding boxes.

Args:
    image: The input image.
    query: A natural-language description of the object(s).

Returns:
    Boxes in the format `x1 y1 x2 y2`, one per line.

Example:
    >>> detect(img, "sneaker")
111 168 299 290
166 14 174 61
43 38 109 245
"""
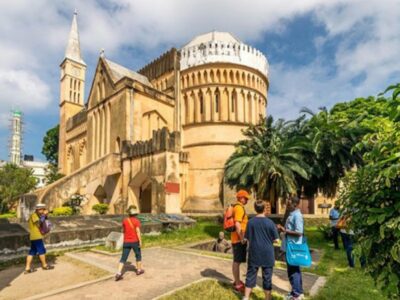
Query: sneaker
115 273 123 281
136 269 145 276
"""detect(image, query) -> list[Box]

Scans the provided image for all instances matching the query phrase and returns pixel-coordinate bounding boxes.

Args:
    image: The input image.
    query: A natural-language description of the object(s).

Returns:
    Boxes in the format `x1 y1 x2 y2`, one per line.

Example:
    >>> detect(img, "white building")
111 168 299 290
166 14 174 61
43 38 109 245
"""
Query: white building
22 159 48 188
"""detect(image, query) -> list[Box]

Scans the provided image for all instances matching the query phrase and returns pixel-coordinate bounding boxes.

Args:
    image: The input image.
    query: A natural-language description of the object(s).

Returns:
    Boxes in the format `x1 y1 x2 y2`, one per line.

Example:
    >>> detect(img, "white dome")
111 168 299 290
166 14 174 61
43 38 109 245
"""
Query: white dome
180 31 269 77
183 32 242 48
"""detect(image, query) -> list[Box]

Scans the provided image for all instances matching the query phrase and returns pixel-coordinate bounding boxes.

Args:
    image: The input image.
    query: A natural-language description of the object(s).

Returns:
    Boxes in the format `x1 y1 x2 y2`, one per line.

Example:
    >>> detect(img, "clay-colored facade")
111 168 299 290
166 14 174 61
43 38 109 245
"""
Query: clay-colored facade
34 13 332 215
36 13 268 214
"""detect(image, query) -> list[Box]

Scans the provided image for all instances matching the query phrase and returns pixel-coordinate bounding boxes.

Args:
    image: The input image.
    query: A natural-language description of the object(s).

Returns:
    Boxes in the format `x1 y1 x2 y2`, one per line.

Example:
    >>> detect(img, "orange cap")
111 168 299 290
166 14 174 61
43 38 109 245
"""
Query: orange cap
236 189 250 199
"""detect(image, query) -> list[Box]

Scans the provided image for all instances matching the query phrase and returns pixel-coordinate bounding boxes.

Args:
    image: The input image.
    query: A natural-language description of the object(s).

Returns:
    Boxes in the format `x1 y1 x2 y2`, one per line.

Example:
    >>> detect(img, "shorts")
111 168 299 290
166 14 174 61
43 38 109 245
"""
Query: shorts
120 242 142 263
29 239 46 256
245 265 273 291
232 242 247 263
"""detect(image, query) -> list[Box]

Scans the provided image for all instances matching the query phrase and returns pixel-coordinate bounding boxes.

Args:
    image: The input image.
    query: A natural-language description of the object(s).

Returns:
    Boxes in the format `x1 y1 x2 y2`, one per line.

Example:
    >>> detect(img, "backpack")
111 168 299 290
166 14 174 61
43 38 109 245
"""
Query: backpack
40 219 53 235
223 204 245 232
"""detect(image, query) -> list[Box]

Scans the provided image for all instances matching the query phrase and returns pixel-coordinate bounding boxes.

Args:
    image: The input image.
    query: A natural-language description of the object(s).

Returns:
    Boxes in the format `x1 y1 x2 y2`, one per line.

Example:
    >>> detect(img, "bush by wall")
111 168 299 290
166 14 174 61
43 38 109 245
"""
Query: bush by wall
50 207 74 216
92 203 109 215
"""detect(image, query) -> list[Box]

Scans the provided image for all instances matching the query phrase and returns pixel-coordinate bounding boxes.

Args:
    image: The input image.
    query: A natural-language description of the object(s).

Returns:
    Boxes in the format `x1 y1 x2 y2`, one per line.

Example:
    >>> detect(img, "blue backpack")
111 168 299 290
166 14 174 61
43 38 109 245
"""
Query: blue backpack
286 236 312 267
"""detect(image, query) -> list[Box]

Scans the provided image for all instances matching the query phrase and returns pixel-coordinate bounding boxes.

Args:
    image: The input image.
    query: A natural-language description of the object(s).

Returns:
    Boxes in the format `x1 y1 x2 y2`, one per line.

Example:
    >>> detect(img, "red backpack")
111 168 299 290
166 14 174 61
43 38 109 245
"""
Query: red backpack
223 204 245 232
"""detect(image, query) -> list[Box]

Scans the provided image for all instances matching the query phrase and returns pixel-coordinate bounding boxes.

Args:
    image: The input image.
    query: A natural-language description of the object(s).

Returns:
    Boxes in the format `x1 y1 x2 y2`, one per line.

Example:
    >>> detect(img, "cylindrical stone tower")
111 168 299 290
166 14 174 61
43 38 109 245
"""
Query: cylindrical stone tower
180 31 269 212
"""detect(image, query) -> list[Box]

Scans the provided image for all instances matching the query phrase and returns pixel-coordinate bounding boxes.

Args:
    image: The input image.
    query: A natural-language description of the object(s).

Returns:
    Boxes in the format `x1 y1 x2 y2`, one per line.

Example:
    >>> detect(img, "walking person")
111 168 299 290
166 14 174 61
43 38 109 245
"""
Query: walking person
278 196 304 300
243 201 279 300
329 203 340 250
115 206 144 281
231 189 250 292
25 203 54 274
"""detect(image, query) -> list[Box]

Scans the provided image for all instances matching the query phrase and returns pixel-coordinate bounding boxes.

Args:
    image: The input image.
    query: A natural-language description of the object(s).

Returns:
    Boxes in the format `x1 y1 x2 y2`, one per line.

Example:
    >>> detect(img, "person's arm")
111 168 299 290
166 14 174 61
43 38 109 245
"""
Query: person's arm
235 221 244 241
32 214 40 228
136 227 142 247
282 214 303 237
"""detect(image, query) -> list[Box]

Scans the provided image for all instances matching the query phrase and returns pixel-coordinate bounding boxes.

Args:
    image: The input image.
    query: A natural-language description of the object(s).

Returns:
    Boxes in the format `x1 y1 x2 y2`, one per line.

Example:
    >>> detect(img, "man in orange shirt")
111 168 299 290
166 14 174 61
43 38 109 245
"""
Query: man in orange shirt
231 189 250 292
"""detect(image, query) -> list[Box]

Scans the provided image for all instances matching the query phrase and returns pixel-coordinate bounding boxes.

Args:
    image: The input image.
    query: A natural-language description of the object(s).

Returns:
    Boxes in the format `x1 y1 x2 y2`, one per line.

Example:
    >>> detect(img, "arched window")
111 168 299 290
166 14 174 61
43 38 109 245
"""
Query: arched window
215 90 220 113
184 96 189 124
231 92 236 113
200 94 204 115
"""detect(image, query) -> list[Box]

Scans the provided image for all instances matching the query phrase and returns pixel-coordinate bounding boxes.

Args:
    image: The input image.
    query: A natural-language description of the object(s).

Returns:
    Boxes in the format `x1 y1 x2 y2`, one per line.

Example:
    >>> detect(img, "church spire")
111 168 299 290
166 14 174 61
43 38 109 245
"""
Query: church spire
64 9 85 65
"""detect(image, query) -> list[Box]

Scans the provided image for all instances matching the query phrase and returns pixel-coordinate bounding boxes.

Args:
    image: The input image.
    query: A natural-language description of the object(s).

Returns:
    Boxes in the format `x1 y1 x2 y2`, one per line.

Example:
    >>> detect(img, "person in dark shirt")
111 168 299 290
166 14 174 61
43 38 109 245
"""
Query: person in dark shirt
243 201 280 300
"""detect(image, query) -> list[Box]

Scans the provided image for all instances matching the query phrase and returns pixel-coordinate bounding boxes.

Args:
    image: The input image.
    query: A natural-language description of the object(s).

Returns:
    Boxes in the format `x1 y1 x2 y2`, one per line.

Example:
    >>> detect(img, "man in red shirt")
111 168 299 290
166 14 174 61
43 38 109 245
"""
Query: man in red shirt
115 206 144 281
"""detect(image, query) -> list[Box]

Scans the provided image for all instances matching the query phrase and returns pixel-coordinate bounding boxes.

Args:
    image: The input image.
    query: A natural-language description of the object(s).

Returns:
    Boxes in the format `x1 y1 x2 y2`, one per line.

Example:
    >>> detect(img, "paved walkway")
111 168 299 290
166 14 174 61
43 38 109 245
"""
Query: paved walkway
42 248 322 300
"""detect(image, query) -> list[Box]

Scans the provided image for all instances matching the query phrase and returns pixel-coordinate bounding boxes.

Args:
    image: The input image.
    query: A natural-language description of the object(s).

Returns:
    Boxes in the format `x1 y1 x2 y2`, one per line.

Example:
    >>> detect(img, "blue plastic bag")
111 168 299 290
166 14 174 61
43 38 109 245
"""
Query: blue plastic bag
286 237 312 267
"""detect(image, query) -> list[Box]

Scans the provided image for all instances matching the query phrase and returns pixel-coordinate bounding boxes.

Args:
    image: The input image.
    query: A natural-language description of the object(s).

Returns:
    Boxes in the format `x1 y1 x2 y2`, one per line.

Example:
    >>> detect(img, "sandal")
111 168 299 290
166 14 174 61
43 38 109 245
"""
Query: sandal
24 268 36 274
42 265 54 270
136 269 145 276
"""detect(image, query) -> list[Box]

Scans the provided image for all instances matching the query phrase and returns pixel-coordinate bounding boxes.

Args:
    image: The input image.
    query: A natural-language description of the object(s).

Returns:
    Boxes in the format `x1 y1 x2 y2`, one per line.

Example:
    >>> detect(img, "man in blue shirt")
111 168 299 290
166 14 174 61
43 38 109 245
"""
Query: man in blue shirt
243 200 279 300
329 203 340 250
278 196 304 300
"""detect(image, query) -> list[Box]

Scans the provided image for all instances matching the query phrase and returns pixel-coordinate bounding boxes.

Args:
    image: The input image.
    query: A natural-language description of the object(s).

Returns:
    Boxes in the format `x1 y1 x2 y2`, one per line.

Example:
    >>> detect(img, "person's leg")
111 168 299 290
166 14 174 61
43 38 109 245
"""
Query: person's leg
25 240 36 271
262 267 273 300
232 243 246 286
346 236 355 268
38 255 47 267
25 255 33 271
340 231 347 250
299 267 304 295
286 263 294 295
36 240 52 269
244 264 258 299
341 233 354 267
133 242 144 274
232 262 241 285
116 245 131 279
288 264 302 297
332 227 339 249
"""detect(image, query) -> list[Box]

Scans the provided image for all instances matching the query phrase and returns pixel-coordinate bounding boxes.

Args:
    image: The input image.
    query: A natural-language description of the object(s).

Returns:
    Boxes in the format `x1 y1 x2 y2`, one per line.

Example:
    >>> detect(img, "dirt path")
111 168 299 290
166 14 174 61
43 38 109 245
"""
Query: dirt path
0 256 109 300
41 248 321 300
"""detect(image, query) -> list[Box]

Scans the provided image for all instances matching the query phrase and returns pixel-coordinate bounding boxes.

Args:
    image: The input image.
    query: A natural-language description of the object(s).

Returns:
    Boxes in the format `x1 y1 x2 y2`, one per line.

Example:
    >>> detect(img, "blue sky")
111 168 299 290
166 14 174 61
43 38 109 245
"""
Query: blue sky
0 0 399 162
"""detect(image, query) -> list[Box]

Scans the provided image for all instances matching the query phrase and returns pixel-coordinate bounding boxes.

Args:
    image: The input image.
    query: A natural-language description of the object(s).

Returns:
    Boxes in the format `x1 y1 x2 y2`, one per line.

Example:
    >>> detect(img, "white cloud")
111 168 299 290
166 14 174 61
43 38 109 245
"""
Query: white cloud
0 0 399 125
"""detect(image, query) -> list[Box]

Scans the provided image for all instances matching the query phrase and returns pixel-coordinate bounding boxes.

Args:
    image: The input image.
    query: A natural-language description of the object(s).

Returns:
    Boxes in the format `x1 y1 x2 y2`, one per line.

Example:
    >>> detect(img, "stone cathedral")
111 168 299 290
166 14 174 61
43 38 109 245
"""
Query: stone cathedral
37 12 269 214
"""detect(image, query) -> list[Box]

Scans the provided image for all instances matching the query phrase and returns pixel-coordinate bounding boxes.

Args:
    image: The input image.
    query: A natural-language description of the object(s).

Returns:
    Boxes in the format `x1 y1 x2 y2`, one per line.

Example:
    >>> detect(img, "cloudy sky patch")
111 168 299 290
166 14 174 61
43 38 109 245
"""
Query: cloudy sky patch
0 0 398 160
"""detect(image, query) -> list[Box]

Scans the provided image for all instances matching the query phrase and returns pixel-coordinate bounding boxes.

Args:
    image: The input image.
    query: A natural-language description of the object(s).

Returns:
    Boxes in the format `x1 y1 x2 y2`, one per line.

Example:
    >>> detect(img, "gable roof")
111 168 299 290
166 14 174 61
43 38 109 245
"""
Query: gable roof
104 59 152 87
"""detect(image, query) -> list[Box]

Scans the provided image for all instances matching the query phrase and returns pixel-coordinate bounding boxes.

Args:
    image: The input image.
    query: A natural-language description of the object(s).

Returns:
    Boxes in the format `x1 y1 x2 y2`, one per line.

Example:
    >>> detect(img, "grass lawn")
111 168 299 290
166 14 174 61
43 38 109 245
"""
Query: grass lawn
160 279 284 300
142 218 220 248
303 227 386 300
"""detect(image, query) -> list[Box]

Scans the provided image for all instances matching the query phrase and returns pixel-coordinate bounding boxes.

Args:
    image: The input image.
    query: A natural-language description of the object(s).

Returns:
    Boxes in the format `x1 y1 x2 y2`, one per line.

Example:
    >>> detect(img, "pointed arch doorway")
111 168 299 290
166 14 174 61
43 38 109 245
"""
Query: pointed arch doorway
128 172 153 213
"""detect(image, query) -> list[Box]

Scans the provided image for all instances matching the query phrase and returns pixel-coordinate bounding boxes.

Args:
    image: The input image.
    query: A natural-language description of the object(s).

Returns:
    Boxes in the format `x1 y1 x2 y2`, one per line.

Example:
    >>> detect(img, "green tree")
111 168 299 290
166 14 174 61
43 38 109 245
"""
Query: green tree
224 116 310 209
339 83 400 298
42 124 64 184
0 164 37 213
301 107 364 197
42 124 59 164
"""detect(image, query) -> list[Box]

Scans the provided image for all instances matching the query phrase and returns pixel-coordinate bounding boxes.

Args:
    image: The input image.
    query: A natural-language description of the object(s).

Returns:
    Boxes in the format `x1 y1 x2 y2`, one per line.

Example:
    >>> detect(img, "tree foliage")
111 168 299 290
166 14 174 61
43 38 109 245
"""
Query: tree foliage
0 164 37 213
42 124 59 165
42 124 64 184
338 84 400 298
224 116 311 205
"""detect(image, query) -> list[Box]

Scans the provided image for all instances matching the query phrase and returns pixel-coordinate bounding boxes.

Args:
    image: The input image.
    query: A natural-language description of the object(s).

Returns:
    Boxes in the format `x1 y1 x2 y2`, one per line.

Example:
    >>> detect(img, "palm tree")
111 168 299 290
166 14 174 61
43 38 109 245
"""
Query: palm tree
300 107 363 197
224 116 311 212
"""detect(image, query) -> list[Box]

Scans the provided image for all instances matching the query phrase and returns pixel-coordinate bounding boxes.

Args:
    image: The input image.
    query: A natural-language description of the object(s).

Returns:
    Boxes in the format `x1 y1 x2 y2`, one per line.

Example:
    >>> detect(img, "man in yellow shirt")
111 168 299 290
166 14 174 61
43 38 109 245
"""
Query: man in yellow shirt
25 203 54 274
231 189 250 292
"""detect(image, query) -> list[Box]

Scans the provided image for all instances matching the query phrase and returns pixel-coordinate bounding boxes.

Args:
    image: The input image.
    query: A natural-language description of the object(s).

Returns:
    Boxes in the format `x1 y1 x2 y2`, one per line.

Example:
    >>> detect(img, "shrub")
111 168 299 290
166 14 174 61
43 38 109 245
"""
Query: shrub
50 207 74 216
0 211 17 219
92 203 109 215
318 224 333 240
